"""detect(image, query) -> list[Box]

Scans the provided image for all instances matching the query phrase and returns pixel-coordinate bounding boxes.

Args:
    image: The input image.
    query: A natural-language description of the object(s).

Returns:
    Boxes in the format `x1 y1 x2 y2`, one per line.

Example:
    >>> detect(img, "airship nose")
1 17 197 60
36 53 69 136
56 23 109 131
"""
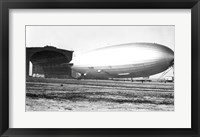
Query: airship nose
163 47 174 66
166 50 174 60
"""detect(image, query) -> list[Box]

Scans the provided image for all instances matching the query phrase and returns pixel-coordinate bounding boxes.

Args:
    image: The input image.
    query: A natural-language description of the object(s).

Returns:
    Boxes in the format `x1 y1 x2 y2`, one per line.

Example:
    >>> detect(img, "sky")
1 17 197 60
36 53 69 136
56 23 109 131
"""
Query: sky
26 25 174 78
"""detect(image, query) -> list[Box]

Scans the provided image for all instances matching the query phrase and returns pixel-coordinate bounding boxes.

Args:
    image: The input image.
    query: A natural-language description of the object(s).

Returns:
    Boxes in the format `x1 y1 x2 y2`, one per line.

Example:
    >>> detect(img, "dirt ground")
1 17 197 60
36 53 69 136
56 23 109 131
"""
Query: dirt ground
26 78 174 112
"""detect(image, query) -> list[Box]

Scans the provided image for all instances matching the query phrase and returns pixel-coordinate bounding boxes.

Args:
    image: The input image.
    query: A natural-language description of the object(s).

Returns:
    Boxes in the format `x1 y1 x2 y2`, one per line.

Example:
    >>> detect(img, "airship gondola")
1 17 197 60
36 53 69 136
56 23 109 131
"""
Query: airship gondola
70 43 174 79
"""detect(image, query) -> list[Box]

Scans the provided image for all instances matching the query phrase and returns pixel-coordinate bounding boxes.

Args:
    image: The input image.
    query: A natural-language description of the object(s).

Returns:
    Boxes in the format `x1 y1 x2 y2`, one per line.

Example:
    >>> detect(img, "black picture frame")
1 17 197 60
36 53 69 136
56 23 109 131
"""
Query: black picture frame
0 0 199 137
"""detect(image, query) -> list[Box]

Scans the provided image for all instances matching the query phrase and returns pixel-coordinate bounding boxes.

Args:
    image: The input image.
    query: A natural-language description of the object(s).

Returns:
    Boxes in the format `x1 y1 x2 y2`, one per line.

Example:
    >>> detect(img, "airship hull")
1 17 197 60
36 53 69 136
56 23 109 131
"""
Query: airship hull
71 43 174 79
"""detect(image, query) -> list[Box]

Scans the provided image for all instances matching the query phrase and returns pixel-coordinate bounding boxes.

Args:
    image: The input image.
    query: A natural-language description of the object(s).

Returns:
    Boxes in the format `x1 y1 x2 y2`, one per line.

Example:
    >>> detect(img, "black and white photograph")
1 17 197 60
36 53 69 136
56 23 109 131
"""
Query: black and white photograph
26 25 174 112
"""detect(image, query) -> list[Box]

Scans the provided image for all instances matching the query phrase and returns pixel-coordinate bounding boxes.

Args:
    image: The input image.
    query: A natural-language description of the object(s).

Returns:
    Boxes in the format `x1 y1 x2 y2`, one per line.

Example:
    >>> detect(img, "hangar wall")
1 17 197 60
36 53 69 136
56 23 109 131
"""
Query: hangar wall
26 46 73 78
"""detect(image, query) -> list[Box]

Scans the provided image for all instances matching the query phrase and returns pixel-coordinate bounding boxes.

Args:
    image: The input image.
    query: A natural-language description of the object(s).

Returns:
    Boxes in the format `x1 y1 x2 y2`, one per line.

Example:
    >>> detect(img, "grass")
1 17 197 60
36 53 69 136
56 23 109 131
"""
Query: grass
26 77 174 111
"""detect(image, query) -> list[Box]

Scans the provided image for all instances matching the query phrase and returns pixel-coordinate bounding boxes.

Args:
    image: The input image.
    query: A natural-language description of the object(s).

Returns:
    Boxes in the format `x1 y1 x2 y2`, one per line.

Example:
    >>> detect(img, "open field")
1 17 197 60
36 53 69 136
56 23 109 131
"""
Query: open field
26 78 174 111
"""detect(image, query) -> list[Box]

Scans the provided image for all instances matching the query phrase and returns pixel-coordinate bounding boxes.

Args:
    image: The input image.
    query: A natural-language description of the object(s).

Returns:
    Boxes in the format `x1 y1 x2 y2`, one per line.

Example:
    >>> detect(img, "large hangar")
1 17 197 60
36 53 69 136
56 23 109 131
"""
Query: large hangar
26 46 73 78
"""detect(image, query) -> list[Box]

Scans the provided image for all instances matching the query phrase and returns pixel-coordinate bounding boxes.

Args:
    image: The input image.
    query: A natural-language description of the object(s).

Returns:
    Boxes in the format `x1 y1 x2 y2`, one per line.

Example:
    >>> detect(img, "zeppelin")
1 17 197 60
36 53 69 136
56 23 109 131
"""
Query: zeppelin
70 43 174 79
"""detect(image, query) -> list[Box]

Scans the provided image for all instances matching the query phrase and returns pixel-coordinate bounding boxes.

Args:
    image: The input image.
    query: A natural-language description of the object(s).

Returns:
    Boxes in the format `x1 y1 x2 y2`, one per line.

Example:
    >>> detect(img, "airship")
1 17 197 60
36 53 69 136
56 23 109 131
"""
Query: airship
70 43 174 79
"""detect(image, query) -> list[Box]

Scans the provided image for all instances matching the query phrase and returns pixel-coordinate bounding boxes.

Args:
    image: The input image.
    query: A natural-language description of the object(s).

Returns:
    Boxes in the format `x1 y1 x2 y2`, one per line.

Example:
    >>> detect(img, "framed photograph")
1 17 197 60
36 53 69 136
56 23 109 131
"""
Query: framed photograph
0 0 199 137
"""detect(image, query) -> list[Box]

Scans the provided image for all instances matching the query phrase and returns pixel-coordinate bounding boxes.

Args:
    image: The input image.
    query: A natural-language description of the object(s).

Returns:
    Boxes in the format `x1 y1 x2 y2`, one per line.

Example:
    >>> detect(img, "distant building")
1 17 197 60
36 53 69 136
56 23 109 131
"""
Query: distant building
164 76 174 82
26 45 73 78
